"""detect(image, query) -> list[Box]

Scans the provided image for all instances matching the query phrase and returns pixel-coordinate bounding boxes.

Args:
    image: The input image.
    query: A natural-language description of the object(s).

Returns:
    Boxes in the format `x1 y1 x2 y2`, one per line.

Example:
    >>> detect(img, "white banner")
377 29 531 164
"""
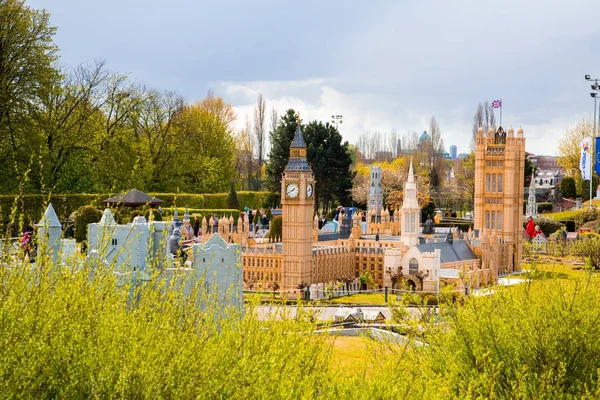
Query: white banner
580 137 592 181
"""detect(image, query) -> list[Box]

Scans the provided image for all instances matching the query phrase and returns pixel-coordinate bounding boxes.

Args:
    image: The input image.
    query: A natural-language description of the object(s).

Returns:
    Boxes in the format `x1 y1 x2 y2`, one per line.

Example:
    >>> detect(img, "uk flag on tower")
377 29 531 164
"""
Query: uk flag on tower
492 100 502 108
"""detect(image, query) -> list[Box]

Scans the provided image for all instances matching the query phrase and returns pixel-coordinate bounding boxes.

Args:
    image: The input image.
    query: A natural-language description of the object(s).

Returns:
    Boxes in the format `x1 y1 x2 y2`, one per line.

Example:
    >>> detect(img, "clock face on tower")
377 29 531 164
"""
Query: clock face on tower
306 183 313 198
286 183 299 198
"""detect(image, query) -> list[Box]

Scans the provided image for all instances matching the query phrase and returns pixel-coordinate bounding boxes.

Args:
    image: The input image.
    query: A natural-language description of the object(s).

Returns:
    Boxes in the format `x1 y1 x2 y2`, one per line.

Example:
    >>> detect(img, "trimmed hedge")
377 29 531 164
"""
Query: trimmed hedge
0 191 273 228
161 208 241 221
435 221 474 233
74 206 103 242
537 202 553 213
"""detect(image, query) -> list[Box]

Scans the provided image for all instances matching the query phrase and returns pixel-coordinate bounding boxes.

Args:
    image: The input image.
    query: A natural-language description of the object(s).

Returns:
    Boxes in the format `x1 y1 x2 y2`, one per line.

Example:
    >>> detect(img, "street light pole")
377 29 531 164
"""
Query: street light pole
593 92 597 210
586 75 600 209
331 114 343 130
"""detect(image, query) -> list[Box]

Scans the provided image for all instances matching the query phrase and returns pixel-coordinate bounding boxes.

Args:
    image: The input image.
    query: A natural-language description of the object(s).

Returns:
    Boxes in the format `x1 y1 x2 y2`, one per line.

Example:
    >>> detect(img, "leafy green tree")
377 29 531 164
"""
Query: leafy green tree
174 103 236 193
265 111 354 212
265 109 299 192
267 215 282 242
226 182 239 210
560 176 577 199
134 89 185 192
0 0 60 192
303 120 354 213
581 174 599 202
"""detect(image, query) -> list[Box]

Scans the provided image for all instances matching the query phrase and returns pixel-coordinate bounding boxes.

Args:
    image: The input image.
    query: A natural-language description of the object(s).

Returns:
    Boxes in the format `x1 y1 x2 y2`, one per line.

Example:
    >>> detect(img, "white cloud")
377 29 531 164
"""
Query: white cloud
218 79 579 157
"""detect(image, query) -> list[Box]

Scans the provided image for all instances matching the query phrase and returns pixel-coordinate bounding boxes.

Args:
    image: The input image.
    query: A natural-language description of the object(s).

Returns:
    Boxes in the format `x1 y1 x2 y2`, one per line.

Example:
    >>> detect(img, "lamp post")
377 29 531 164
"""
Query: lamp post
331 114 343 130
585 75 600 208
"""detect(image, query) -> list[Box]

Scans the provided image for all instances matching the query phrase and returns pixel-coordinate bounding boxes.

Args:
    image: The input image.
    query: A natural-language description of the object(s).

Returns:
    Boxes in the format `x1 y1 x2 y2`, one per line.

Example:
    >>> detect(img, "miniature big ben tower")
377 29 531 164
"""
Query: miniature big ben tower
281 126 315 291
474 126 526 273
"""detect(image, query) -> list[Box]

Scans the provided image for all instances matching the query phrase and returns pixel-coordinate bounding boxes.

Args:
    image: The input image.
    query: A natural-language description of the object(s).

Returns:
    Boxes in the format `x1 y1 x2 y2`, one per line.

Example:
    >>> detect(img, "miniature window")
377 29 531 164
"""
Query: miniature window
492 174 496 192
486 174 490 192
497 211 503 230
497 174 503 192
409 258 419 275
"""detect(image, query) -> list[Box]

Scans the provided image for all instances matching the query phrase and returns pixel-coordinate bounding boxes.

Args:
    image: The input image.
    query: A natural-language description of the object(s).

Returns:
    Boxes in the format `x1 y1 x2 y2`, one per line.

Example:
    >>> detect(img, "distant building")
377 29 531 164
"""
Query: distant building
418 130 431 148
450 145 457 159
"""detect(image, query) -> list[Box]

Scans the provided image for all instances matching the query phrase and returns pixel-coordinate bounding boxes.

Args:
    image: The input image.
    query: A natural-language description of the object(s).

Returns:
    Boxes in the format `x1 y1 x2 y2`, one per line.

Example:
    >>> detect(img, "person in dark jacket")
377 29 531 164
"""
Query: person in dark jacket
168 228 187 264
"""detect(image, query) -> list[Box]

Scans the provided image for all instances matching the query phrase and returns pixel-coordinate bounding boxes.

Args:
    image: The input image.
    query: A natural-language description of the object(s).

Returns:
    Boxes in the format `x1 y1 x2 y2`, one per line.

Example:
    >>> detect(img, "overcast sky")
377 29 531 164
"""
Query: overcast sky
29 0 600 156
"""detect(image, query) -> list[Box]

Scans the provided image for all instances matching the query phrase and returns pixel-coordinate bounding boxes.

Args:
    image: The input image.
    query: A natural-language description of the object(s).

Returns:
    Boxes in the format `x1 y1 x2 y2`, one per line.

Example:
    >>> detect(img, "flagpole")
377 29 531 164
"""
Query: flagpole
592 97 596 210
500 98 502 127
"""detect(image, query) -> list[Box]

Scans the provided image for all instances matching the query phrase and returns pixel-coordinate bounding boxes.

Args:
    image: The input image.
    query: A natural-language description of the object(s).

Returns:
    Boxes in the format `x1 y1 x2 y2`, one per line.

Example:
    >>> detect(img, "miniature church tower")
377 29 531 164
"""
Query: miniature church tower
281 126 315 291
401 159 420 247
474 126 526 272
368 166 383 222
526 172 538 218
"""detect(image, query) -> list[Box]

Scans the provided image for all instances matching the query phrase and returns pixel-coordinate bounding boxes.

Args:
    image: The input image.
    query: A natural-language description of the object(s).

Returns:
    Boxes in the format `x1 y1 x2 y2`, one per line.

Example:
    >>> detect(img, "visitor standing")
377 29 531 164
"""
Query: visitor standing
525 216 535 239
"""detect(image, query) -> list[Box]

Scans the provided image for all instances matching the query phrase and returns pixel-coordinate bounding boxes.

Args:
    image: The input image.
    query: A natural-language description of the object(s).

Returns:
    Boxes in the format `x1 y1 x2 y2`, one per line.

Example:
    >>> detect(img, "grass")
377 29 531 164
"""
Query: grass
517 261 590 280
327 336 372 373
327 292 388 305
541 210 579 220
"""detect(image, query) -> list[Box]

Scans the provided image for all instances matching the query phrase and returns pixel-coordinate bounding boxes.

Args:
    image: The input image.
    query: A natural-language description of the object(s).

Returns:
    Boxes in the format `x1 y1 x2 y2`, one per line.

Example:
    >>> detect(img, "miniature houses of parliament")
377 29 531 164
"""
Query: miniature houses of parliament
198 125 526 295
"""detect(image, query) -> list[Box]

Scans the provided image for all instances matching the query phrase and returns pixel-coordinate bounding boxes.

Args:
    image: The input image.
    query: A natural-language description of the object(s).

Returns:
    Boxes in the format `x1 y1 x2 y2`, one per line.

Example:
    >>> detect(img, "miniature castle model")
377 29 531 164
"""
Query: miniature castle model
474 126 526 274
238 124 526 295
78 122 526 297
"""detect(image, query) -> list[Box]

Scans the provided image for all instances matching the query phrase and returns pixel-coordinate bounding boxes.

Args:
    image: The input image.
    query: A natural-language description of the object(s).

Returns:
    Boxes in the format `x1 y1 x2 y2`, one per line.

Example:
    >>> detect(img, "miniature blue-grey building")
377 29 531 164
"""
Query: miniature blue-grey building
37 204 76 265
87 208 243 313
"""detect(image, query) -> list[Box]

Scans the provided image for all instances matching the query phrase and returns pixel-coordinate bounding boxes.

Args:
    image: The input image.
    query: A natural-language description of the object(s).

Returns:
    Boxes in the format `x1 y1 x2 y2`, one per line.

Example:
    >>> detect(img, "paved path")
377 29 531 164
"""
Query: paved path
253 305 430 321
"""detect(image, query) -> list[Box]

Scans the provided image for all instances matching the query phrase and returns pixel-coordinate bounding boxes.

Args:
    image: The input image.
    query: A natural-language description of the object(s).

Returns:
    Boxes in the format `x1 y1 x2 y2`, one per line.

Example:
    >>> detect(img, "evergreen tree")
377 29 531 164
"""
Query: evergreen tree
265 109 299 192
560 176 577 199
265 111 354 213
303 121 354 213
226 182 239 210
581 174 599 202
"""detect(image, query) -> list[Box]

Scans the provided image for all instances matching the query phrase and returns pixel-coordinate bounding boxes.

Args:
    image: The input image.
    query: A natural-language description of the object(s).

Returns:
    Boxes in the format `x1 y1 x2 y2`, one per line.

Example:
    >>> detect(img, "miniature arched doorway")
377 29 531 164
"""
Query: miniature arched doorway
404 278 417 291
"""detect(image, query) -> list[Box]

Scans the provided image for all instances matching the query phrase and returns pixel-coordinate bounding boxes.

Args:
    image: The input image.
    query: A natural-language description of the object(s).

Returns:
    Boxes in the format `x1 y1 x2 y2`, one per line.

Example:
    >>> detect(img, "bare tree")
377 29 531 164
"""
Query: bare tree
233 115 254 190
197 89 236 130
253 94 267 189
471 101 497 149
386 266 403 290
427 117 446 187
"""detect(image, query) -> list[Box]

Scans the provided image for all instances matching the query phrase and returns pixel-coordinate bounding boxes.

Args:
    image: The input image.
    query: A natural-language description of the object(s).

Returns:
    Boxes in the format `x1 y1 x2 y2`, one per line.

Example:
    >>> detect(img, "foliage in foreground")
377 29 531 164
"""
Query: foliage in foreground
3 252 600 398
0 263 330 398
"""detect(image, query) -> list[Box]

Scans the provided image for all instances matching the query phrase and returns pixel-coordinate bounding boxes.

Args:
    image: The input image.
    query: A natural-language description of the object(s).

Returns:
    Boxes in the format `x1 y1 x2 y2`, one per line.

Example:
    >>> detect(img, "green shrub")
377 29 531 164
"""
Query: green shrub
130 209 143 222
267 215 282 242
262 192 280 208
573 208 599 230
73 206 102 242
537 202 553 213
560 176 577 199
0 253 330 398
226 183 240 210
144 208 163 221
